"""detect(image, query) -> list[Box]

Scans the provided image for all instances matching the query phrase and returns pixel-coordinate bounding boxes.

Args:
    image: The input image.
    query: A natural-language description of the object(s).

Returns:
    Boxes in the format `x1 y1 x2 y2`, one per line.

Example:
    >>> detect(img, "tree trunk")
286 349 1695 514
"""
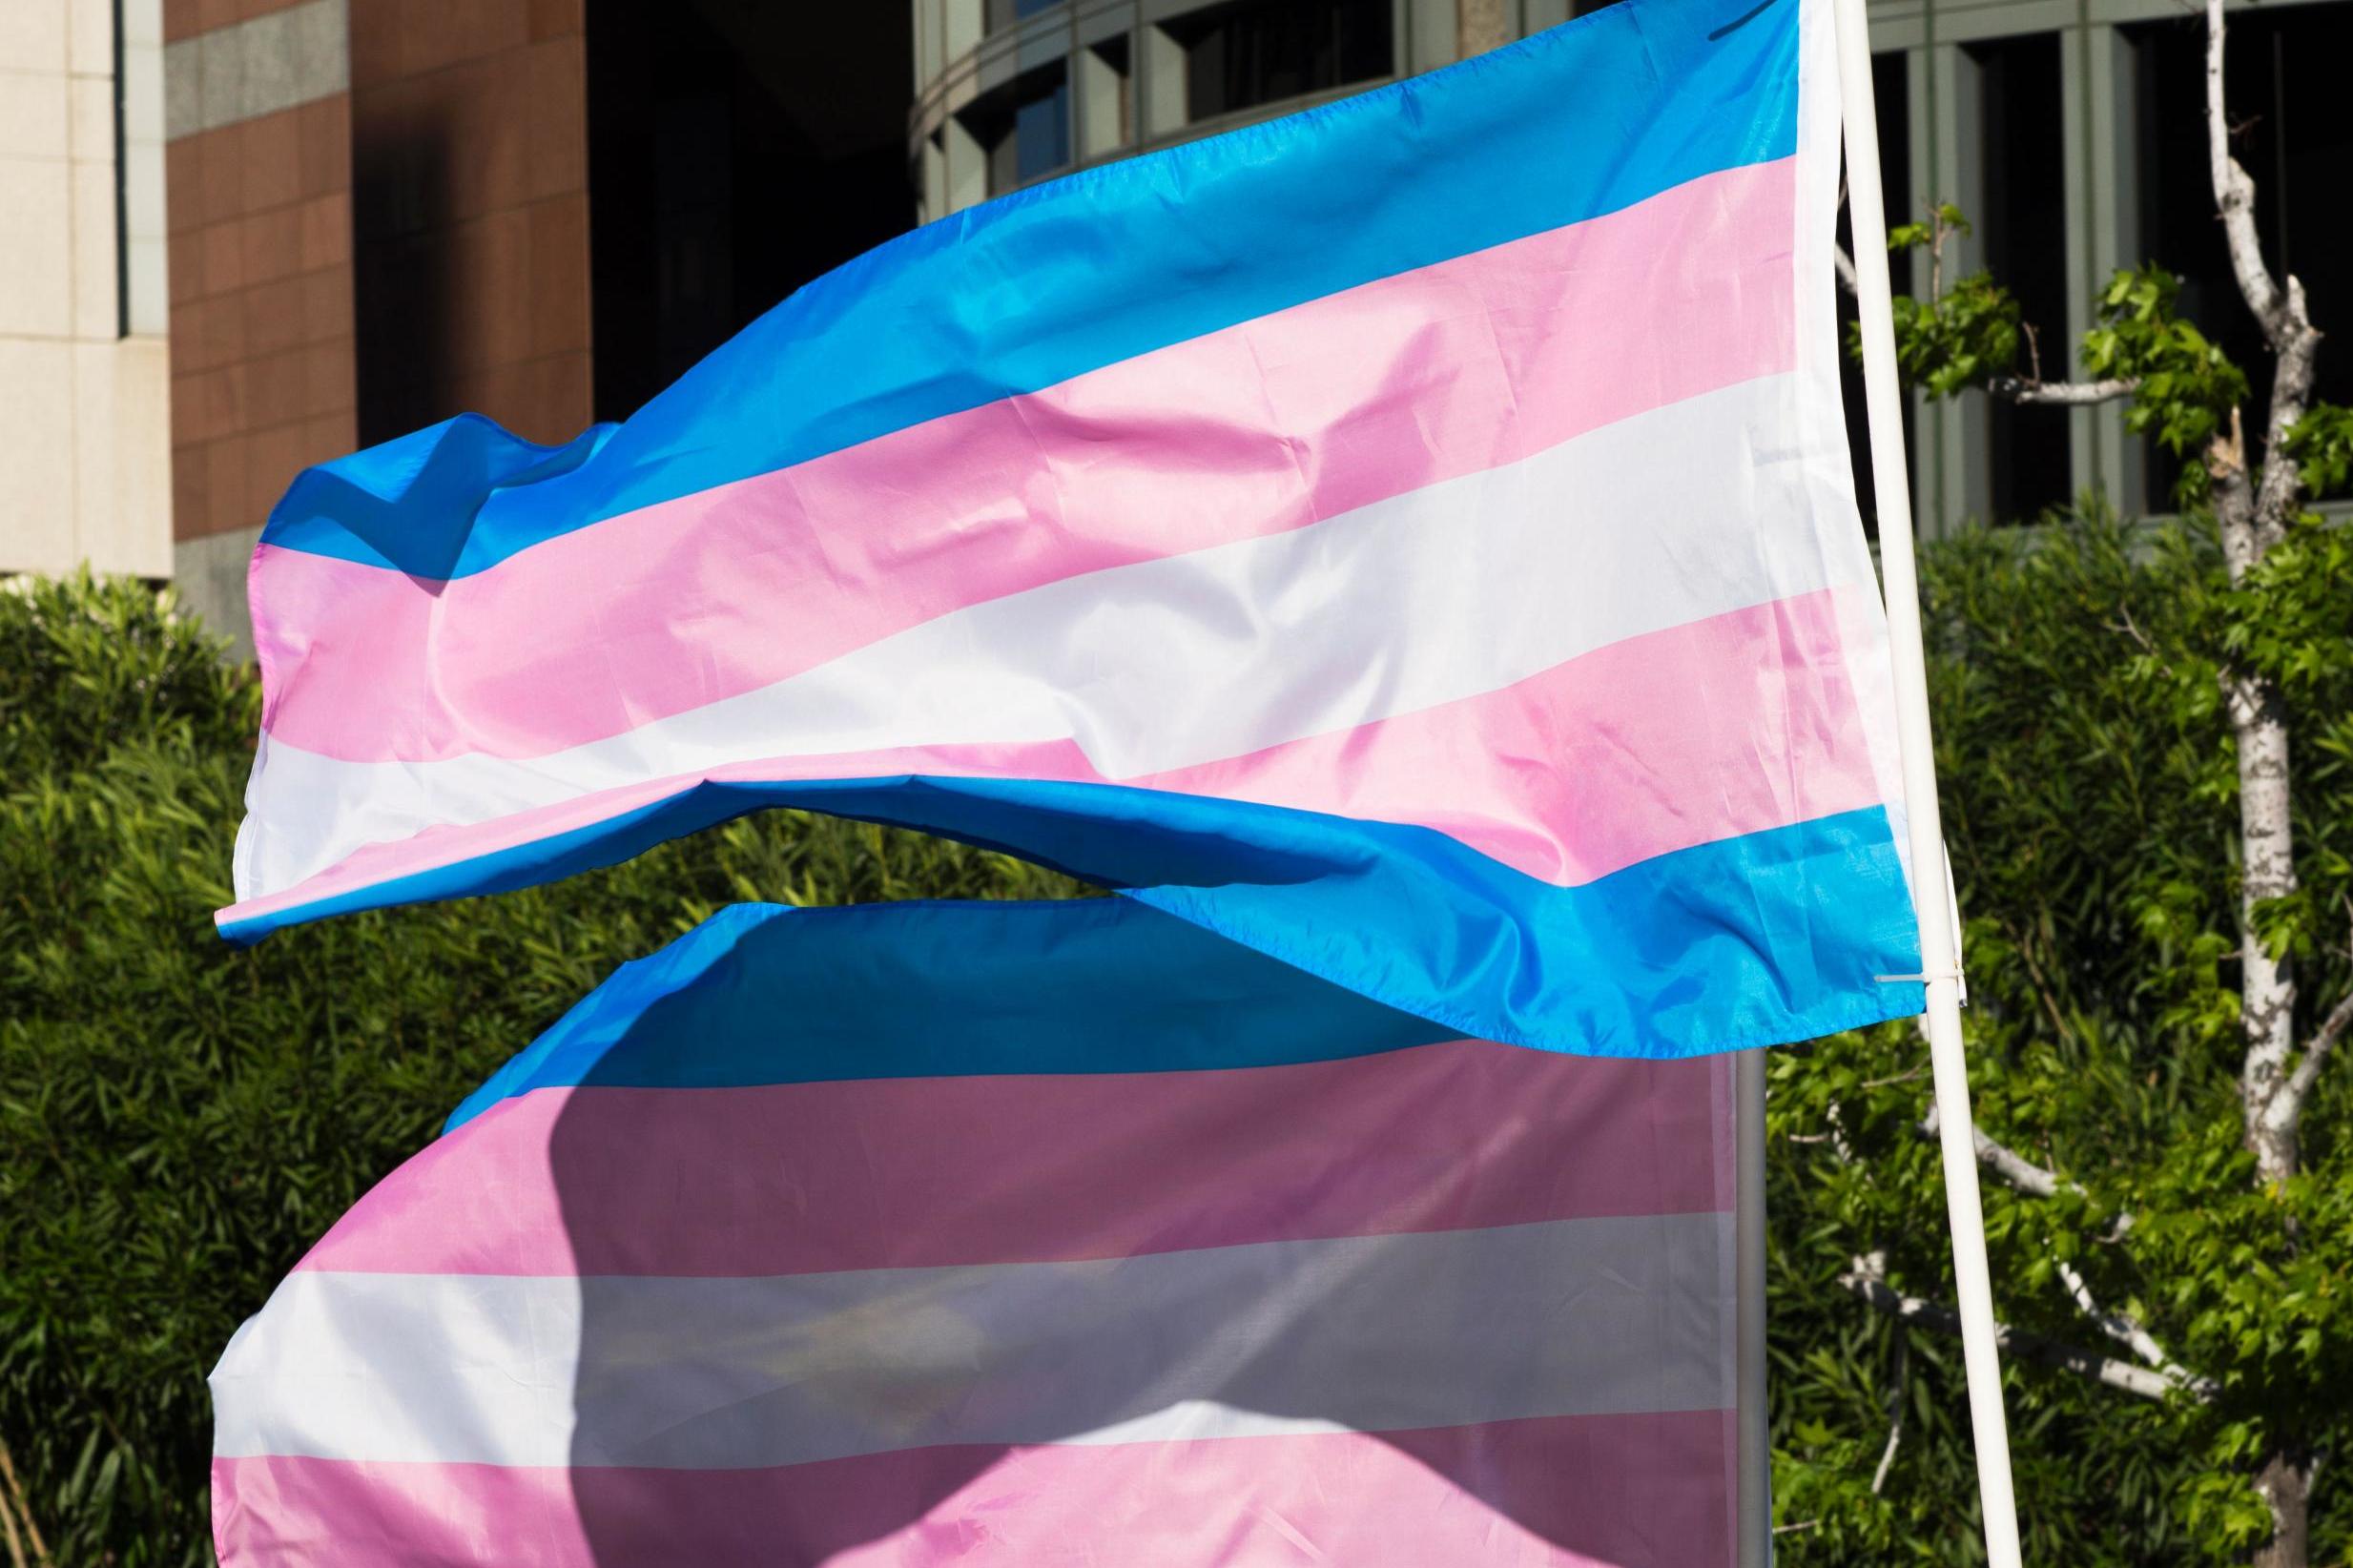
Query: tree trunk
2201 0 2321 1166
2253 1449 2312 1568
2200 0 2327 1550
2226 661 2301 1182
2207 445 2302 1184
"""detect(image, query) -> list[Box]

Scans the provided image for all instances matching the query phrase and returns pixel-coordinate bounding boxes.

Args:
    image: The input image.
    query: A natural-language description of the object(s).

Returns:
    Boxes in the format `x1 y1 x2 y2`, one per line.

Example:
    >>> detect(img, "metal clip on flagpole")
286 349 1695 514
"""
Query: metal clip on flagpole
1828 0 2025 1563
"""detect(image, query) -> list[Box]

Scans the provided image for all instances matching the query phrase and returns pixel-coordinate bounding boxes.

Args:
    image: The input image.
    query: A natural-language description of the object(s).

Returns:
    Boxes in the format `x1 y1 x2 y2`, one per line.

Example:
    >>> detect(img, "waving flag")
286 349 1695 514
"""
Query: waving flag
213 899 1747 1566
218 0 1921 1055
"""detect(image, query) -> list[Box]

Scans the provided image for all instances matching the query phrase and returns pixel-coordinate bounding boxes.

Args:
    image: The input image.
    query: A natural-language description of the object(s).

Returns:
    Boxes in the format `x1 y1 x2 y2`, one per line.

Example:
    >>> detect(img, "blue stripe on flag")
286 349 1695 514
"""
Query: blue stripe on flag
443 898 1450 1132
258 0 1798 578
223 771 1921 1063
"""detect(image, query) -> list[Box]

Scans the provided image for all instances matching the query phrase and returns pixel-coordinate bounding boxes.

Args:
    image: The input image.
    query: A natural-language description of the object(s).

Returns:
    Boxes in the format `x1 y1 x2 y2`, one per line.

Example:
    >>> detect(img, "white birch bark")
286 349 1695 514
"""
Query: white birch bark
2203 1 2324 1558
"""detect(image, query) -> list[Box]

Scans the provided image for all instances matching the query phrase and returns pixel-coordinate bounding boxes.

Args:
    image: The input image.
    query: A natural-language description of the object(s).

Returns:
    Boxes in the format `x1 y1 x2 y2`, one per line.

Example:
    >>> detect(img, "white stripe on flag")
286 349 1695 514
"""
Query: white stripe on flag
237 373 1874 897
213 1212 1734 1470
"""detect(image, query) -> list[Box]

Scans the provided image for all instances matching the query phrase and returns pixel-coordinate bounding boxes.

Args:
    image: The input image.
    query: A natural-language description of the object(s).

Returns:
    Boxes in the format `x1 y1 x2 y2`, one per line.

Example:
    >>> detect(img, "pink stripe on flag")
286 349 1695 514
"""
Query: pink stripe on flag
296 1044 1728 1277
219 587 1879 930
253 157 1796 765
1127 585 1877 885
213 1411 1735 1567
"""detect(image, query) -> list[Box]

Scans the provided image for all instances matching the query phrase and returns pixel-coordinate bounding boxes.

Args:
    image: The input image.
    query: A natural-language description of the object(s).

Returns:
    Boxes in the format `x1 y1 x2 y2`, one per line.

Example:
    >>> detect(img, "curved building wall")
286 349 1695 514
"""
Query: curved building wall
908 0 2353 539
909 1 1583 223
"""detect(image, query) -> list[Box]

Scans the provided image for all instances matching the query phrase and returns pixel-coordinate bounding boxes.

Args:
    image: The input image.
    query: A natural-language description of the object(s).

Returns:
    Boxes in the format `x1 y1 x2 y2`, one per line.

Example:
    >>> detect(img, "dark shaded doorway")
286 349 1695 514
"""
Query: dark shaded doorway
587 0 916 423
1971 31 2070 524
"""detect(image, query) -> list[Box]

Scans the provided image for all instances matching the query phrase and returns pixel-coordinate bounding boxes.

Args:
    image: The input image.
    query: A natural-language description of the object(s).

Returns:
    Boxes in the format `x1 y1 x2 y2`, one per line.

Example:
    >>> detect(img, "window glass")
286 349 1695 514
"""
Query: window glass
974 64 1072 195
987 0 1063 31
1174 0 1393 123
1015 75 1072 184
1971 32 2070 524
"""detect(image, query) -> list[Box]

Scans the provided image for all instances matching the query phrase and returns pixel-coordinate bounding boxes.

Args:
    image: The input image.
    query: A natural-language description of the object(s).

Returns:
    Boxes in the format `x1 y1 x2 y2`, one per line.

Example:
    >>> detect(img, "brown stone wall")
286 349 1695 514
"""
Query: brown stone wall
162 0 359 546
348 0 591 447
164 93 356 542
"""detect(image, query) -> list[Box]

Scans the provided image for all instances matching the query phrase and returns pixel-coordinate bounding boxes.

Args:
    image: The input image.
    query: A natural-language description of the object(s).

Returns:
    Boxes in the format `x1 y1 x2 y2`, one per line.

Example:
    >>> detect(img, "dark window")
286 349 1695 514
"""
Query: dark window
2130 6 2353 500
1837 51 1912 539
1014 72 1071 183
1173 0 1393 124
586 0 917 423
966 64 1072 196
986 0 1064 31
1971 32 2070 523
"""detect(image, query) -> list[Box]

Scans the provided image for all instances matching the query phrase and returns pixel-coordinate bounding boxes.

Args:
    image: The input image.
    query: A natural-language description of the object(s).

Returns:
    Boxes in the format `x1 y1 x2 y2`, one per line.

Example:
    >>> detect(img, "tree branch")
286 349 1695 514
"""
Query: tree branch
2052 1257 2217 1397
1838 1260 2191 1403
0 1479 27 1568
1921 1102 2067 1200
1918 1089 2135 1236
1831 224 2134 408
2202 0 2322 574
1909 1104 2213 1391
0 1441 44 1568
1870 1334 1908 1496
2264 968 2353 1148
1985 374 2139 406
2283 988 2353 1106
2205 0 2283 336
2252 276 2323 548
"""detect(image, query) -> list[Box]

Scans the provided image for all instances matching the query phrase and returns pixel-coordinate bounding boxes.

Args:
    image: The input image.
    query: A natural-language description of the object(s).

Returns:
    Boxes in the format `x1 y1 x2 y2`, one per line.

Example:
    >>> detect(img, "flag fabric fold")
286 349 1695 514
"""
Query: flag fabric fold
212 898 1746 1566
219 0 1920 1056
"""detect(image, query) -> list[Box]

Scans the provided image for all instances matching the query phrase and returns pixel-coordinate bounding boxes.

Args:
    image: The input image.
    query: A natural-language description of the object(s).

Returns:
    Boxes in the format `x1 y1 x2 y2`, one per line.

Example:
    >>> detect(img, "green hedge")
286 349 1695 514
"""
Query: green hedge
0 573 1084 1564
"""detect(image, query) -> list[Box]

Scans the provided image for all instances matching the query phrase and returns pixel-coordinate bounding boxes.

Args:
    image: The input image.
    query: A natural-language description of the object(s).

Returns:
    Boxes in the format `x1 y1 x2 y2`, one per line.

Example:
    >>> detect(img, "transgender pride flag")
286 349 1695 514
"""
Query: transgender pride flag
213 900 1747 1565
218 0 1923 1056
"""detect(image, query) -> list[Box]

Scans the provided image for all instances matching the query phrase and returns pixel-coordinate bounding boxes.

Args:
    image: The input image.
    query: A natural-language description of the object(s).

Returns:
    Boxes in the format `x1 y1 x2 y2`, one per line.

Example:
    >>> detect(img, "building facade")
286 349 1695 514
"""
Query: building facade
0 0 173 583
3 0 2344 652
0 0 907 651
159 0 592 648
911 0 2353 534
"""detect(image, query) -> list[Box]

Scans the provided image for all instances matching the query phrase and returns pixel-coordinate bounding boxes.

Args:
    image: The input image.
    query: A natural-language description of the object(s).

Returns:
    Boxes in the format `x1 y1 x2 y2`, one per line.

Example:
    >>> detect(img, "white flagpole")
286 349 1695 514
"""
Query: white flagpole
1827 1 2025 1564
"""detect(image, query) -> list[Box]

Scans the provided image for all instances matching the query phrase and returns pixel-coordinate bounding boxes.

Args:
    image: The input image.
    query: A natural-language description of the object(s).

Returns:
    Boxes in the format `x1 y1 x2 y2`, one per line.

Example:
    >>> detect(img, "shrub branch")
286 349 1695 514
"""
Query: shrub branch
1838 1255 2192 1403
